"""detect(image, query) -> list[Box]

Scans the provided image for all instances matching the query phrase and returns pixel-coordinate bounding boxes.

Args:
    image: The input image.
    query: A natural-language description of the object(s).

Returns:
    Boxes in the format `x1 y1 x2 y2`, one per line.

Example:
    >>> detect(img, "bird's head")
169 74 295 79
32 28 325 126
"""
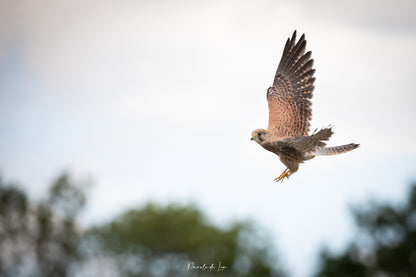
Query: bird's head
251 129 269 143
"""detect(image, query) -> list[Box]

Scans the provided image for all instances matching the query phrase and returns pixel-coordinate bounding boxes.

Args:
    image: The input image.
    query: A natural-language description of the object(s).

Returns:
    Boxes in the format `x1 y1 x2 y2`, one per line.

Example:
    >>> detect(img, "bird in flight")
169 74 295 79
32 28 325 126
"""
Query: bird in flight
251 31 359 182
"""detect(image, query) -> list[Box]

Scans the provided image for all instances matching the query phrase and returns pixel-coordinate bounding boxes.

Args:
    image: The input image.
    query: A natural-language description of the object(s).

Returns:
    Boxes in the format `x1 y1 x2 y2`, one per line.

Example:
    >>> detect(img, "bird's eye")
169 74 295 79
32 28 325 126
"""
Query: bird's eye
257 132 262 137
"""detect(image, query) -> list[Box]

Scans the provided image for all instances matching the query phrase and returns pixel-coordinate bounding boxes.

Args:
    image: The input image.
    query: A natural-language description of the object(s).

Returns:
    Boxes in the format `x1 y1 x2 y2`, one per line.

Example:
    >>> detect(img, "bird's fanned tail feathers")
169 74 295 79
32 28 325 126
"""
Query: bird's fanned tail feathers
312 143 360 156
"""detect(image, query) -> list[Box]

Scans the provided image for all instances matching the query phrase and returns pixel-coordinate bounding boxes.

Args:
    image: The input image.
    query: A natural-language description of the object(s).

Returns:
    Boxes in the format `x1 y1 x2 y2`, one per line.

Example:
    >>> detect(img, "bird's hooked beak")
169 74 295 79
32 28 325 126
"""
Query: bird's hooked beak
250 137 254 141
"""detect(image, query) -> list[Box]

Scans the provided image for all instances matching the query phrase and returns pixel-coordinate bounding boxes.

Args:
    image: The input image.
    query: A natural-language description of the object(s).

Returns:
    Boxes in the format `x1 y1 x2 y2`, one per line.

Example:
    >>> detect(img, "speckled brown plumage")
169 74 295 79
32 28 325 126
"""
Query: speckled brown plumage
267 31 314 138
251 31 359 182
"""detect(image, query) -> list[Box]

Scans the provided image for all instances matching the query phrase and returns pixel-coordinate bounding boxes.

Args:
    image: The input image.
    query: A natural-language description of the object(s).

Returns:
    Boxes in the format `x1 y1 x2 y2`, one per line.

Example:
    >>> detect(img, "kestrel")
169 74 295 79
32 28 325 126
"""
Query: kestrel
251 31 359 182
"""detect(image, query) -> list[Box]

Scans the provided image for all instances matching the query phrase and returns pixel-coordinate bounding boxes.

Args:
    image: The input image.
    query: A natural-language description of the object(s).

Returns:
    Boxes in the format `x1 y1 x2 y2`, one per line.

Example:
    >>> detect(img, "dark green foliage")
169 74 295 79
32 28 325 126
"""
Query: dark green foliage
0 173 87 277
0 174 285 277
88 203 287 277
314 245 368 277
48 174 86 219
314 184 416 277
0 179 29 277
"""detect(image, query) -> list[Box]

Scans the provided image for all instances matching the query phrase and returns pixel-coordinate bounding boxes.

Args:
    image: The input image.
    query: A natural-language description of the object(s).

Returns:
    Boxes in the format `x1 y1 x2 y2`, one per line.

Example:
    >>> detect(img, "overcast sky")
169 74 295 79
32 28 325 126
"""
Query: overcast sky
1 0 416 276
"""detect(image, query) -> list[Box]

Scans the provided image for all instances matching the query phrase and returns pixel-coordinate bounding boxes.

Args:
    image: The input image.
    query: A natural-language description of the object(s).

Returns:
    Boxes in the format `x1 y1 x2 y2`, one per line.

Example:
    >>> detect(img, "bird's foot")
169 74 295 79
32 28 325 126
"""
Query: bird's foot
274 168 290 182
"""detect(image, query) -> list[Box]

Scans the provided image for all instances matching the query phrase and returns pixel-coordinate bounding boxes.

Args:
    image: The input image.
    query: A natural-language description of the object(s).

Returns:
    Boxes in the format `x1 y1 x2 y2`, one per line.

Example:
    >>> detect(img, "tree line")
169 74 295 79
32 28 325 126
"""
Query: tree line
0 173 415 276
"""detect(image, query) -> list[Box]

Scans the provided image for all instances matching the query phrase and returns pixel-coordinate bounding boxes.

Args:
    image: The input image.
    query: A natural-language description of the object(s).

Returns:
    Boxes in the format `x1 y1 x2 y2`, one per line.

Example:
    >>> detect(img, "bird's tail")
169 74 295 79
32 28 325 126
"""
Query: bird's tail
312 143 360 156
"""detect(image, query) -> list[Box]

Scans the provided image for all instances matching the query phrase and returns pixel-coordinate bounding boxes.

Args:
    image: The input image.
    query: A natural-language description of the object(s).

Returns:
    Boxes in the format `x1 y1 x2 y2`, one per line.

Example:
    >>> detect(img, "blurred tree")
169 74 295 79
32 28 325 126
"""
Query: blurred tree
313 183 416 277
86 203 287 277
0 173 87 277
1 173 287 277
0 177 29 277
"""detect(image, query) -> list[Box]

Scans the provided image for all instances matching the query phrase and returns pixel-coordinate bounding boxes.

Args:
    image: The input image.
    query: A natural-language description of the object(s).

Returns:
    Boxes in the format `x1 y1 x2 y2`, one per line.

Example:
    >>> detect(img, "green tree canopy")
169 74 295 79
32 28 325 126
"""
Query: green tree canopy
87 203 287 277
313 183 416 277
0 174 286 277
0 173 87 277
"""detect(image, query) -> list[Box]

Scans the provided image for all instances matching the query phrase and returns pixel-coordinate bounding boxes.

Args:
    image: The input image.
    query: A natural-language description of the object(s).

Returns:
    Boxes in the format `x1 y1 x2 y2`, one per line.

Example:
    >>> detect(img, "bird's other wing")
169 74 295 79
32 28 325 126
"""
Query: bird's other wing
267 31 315 138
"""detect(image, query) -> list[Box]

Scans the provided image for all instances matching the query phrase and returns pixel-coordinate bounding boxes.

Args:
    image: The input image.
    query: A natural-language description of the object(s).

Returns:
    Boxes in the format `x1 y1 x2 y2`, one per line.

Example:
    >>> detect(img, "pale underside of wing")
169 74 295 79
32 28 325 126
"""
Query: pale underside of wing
267 31 316 138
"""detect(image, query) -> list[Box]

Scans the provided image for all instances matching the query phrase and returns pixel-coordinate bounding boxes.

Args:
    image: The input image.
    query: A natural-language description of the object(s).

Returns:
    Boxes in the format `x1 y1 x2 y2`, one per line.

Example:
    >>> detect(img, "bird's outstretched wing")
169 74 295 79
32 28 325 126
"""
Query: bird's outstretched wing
267 31 315 138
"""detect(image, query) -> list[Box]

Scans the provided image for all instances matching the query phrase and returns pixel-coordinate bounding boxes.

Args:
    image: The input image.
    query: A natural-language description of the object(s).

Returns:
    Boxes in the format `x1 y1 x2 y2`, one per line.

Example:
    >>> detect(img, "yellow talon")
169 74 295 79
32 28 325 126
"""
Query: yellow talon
274 168 290 182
